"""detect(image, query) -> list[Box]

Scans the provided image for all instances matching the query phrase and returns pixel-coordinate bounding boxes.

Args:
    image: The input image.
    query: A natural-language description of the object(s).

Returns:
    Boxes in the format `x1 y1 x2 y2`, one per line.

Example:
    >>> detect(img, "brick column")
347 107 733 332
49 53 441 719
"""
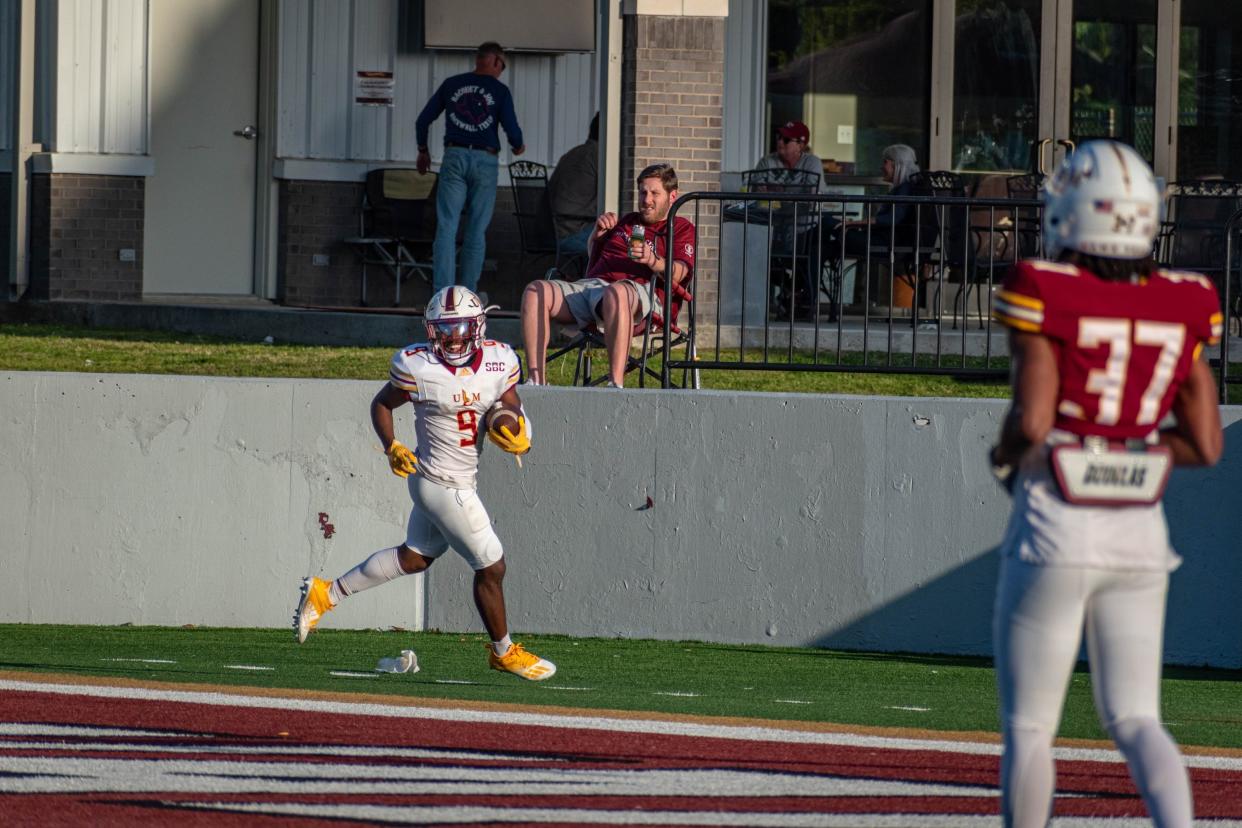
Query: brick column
26 174 144 301
621 3 726 325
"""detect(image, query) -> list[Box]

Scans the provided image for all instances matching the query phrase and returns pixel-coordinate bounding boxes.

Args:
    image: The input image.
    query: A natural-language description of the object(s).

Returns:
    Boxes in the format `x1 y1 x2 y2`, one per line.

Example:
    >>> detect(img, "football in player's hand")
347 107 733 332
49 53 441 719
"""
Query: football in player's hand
487 404 521 437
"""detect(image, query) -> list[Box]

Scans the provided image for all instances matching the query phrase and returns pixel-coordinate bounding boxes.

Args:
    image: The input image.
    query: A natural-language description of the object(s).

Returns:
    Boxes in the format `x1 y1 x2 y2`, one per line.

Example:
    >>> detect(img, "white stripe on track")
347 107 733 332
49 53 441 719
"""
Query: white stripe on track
0 723 206 739
170 802 1242 827
0 739 558 762
3 678 1241 771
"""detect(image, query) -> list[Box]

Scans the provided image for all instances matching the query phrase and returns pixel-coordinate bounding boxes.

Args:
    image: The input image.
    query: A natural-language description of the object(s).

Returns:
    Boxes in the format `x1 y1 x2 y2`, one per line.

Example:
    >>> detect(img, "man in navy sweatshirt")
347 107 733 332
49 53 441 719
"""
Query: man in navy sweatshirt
416 42 525 295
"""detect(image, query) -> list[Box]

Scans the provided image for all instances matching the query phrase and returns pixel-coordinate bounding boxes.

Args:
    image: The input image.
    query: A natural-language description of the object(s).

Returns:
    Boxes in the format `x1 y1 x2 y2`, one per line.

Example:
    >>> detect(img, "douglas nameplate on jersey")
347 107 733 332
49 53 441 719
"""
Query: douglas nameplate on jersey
1050 443 1172 506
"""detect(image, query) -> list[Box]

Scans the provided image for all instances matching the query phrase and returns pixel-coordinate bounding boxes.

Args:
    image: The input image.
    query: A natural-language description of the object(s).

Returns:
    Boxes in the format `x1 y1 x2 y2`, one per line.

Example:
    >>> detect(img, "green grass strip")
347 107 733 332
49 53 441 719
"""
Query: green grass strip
3 624 1241 749
7 321 1242 402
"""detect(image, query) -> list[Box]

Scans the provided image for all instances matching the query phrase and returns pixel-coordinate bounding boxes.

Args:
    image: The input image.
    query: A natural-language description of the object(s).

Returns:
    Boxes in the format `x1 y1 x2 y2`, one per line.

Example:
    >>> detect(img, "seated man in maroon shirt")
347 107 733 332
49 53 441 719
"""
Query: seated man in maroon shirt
521 163 696 388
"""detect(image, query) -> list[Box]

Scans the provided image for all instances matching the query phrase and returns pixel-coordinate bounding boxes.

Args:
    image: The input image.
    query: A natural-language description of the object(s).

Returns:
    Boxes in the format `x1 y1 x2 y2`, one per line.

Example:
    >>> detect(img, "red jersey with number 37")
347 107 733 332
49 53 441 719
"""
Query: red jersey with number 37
994 260 1223 440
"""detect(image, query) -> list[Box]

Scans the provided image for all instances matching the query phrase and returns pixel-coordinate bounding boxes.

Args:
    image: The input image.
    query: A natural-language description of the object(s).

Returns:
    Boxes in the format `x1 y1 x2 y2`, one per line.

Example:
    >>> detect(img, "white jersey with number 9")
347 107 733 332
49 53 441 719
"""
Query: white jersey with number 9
387 340 521 489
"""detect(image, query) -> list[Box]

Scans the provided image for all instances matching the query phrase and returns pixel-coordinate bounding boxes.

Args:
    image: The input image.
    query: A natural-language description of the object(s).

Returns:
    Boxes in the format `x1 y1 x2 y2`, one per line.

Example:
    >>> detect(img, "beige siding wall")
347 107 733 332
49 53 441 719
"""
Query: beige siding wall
276 0 599 174
51 0 148 155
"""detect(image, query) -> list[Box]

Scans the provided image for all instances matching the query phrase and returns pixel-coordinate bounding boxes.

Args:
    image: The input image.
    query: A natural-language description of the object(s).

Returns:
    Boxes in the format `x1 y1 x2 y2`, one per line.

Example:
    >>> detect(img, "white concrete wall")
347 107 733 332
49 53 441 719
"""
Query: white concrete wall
3 371 1240 667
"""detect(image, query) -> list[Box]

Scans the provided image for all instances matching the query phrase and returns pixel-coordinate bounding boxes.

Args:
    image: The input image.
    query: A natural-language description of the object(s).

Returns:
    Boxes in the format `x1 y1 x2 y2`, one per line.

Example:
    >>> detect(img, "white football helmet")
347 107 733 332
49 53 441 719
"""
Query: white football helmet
424 286 486 366
1041 140 1161 260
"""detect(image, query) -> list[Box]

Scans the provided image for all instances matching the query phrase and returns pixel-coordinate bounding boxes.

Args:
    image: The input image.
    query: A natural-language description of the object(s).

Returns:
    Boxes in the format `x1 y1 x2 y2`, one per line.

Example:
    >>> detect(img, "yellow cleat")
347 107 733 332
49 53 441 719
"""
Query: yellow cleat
293 577 334 644
488 643 556 681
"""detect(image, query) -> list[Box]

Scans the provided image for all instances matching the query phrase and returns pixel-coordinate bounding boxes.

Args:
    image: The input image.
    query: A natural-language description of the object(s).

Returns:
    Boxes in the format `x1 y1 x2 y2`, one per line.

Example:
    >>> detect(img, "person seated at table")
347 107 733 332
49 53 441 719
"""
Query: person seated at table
834 143 921 243
752 120 827 193
547 113 599 258
752 121 827 320
829 144 930 322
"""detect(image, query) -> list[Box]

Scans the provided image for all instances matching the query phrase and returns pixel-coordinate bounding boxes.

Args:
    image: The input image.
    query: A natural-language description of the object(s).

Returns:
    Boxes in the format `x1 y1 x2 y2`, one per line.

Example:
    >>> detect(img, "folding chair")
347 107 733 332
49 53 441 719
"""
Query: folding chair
1004 173 1045 261
953 174 1016 329
1157 180 1242 328
740 168 822 320
344 168 437 306
509 161 589 276
1157 180 1241 272
907 170 968 326
826 179 942 322
542 270 696 388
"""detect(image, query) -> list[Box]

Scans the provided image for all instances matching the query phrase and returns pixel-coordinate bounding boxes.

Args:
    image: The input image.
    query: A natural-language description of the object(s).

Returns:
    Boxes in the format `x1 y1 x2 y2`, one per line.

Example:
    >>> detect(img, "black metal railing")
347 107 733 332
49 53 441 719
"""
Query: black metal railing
648 189 1044 388
647 190 1241 398
1219 206 1242 400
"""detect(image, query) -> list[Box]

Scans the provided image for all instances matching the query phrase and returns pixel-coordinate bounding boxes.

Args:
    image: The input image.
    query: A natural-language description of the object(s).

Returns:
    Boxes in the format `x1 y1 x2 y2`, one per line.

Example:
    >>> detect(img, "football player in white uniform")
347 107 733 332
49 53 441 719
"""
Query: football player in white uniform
294 286 555 681
990 142 1223 826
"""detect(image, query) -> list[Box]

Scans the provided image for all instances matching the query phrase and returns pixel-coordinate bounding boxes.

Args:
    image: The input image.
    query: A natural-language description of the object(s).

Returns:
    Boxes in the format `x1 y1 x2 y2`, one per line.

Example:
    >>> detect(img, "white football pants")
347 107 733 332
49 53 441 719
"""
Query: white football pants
993 557 1192 828
405 473 503 570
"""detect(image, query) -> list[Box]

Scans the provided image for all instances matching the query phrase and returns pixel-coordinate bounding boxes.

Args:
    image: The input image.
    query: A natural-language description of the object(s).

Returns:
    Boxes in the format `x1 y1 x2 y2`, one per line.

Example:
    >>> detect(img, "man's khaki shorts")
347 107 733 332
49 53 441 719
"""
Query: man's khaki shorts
549 277 652 331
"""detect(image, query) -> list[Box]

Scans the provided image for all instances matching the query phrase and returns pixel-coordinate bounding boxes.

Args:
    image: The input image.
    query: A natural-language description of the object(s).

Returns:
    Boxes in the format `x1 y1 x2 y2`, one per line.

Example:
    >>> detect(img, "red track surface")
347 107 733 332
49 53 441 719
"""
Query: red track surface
2 680 1241 826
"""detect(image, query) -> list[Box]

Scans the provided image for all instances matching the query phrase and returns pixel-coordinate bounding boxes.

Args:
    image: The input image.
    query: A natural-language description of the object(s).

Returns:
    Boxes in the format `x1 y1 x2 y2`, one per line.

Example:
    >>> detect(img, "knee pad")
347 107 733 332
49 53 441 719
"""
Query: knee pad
472 536 504 571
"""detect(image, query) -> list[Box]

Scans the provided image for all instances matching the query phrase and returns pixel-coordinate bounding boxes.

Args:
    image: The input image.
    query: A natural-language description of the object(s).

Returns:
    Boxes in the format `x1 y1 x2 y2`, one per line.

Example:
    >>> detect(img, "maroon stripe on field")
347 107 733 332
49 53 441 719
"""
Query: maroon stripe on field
2 688 1240 818
0 690 1000 763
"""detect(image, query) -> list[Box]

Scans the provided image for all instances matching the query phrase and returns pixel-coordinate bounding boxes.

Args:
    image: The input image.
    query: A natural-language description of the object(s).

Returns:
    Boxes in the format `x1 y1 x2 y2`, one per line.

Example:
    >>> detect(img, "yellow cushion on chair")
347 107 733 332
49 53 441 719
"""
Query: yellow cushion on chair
383 169 435 200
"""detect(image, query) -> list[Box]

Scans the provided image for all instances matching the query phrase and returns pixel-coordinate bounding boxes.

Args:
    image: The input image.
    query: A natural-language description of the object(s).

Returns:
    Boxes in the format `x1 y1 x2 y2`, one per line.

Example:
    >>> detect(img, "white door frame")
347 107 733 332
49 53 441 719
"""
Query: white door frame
255 0 279 299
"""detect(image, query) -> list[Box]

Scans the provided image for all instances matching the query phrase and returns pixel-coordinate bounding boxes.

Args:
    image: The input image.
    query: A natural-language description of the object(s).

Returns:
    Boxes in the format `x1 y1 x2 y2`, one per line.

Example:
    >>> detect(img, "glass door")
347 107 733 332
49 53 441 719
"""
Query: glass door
949 0 1165 178
950 0 1045 175
1040 0 1160 175
1175 0 1242 181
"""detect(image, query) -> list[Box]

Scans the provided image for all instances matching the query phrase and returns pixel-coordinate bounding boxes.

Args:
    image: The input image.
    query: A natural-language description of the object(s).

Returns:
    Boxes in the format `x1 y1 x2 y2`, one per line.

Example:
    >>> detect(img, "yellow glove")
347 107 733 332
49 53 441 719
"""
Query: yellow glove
385 439 417 478
486 416 531 456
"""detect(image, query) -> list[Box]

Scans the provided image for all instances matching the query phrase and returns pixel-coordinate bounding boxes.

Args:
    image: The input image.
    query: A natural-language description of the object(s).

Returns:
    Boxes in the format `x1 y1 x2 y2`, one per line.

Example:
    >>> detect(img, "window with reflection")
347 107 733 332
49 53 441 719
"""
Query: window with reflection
1069 1 1157 162
766 0 931 180
1177 1 1241 180
952 0 1041 173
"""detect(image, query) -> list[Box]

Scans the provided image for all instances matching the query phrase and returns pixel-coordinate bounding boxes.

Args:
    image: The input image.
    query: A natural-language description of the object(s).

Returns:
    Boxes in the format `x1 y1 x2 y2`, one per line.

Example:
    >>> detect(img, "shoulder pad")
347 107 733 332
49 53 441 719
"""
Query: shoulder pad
1153 269 1217 291
1018 259 1081 278
389 344 432 391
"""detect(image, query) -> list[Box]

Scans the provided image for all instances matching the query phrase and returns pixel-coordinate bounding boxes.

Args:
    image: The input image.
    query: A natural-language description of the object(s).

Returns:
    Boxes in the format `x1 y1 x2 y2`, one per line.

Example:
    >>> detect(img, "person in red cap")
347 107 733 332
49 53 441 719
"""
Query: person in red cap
753 120 826 192
751 120 827 320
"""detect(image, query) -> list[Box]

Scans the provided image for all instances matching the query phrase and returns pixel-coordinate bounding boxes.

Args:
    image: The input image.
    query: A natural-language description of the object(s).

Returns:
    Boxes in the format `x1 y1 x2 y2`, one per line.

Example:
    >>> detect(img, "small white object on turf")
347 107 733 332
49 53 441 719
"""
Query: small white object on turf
376 650 420 674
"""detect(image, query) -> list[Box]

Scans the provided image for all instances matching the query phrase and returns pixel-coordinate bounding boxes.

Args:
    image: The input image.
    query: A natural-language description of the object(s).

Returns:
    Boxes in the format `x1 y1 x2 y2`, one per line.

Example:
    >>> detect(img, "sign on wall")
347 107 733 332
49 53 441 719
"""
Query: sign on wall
355 71 395 107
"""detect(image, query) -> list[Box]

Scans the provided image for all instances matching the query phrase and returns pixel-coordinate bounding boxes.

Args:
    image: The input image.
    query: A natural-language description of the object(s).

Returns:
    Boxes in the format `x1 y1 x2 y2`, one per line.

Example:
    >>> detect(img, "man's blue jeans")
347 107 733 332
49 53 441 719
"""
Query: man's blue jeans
433 147 499 293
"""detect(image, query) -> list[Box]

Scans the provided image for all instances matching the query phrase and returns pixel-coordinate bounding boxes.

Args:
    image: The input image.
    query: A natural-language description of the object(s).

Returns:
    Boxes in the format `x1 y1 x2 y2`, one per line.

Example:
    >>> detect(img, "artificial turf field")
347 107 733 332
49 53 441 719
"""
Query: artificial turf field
2 625 1242 824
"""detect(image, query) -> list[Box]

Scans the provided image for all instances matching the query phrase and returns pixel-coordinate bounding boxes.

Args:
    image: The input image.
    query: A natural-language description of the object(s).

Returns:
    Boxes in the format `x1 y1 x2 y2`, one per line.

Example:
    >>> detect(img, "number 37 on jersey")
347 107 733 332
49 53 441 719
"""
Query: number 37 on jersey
994 260 1223 438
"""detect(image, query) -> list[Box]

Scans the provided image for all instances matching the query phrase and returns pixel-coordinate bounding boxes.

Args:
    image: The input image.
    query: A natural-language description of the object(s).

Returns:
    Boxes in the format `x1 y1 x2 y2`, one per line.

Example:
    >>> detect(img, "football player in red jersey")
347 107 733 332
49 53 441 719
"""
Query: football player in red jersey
990 141 1223 827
